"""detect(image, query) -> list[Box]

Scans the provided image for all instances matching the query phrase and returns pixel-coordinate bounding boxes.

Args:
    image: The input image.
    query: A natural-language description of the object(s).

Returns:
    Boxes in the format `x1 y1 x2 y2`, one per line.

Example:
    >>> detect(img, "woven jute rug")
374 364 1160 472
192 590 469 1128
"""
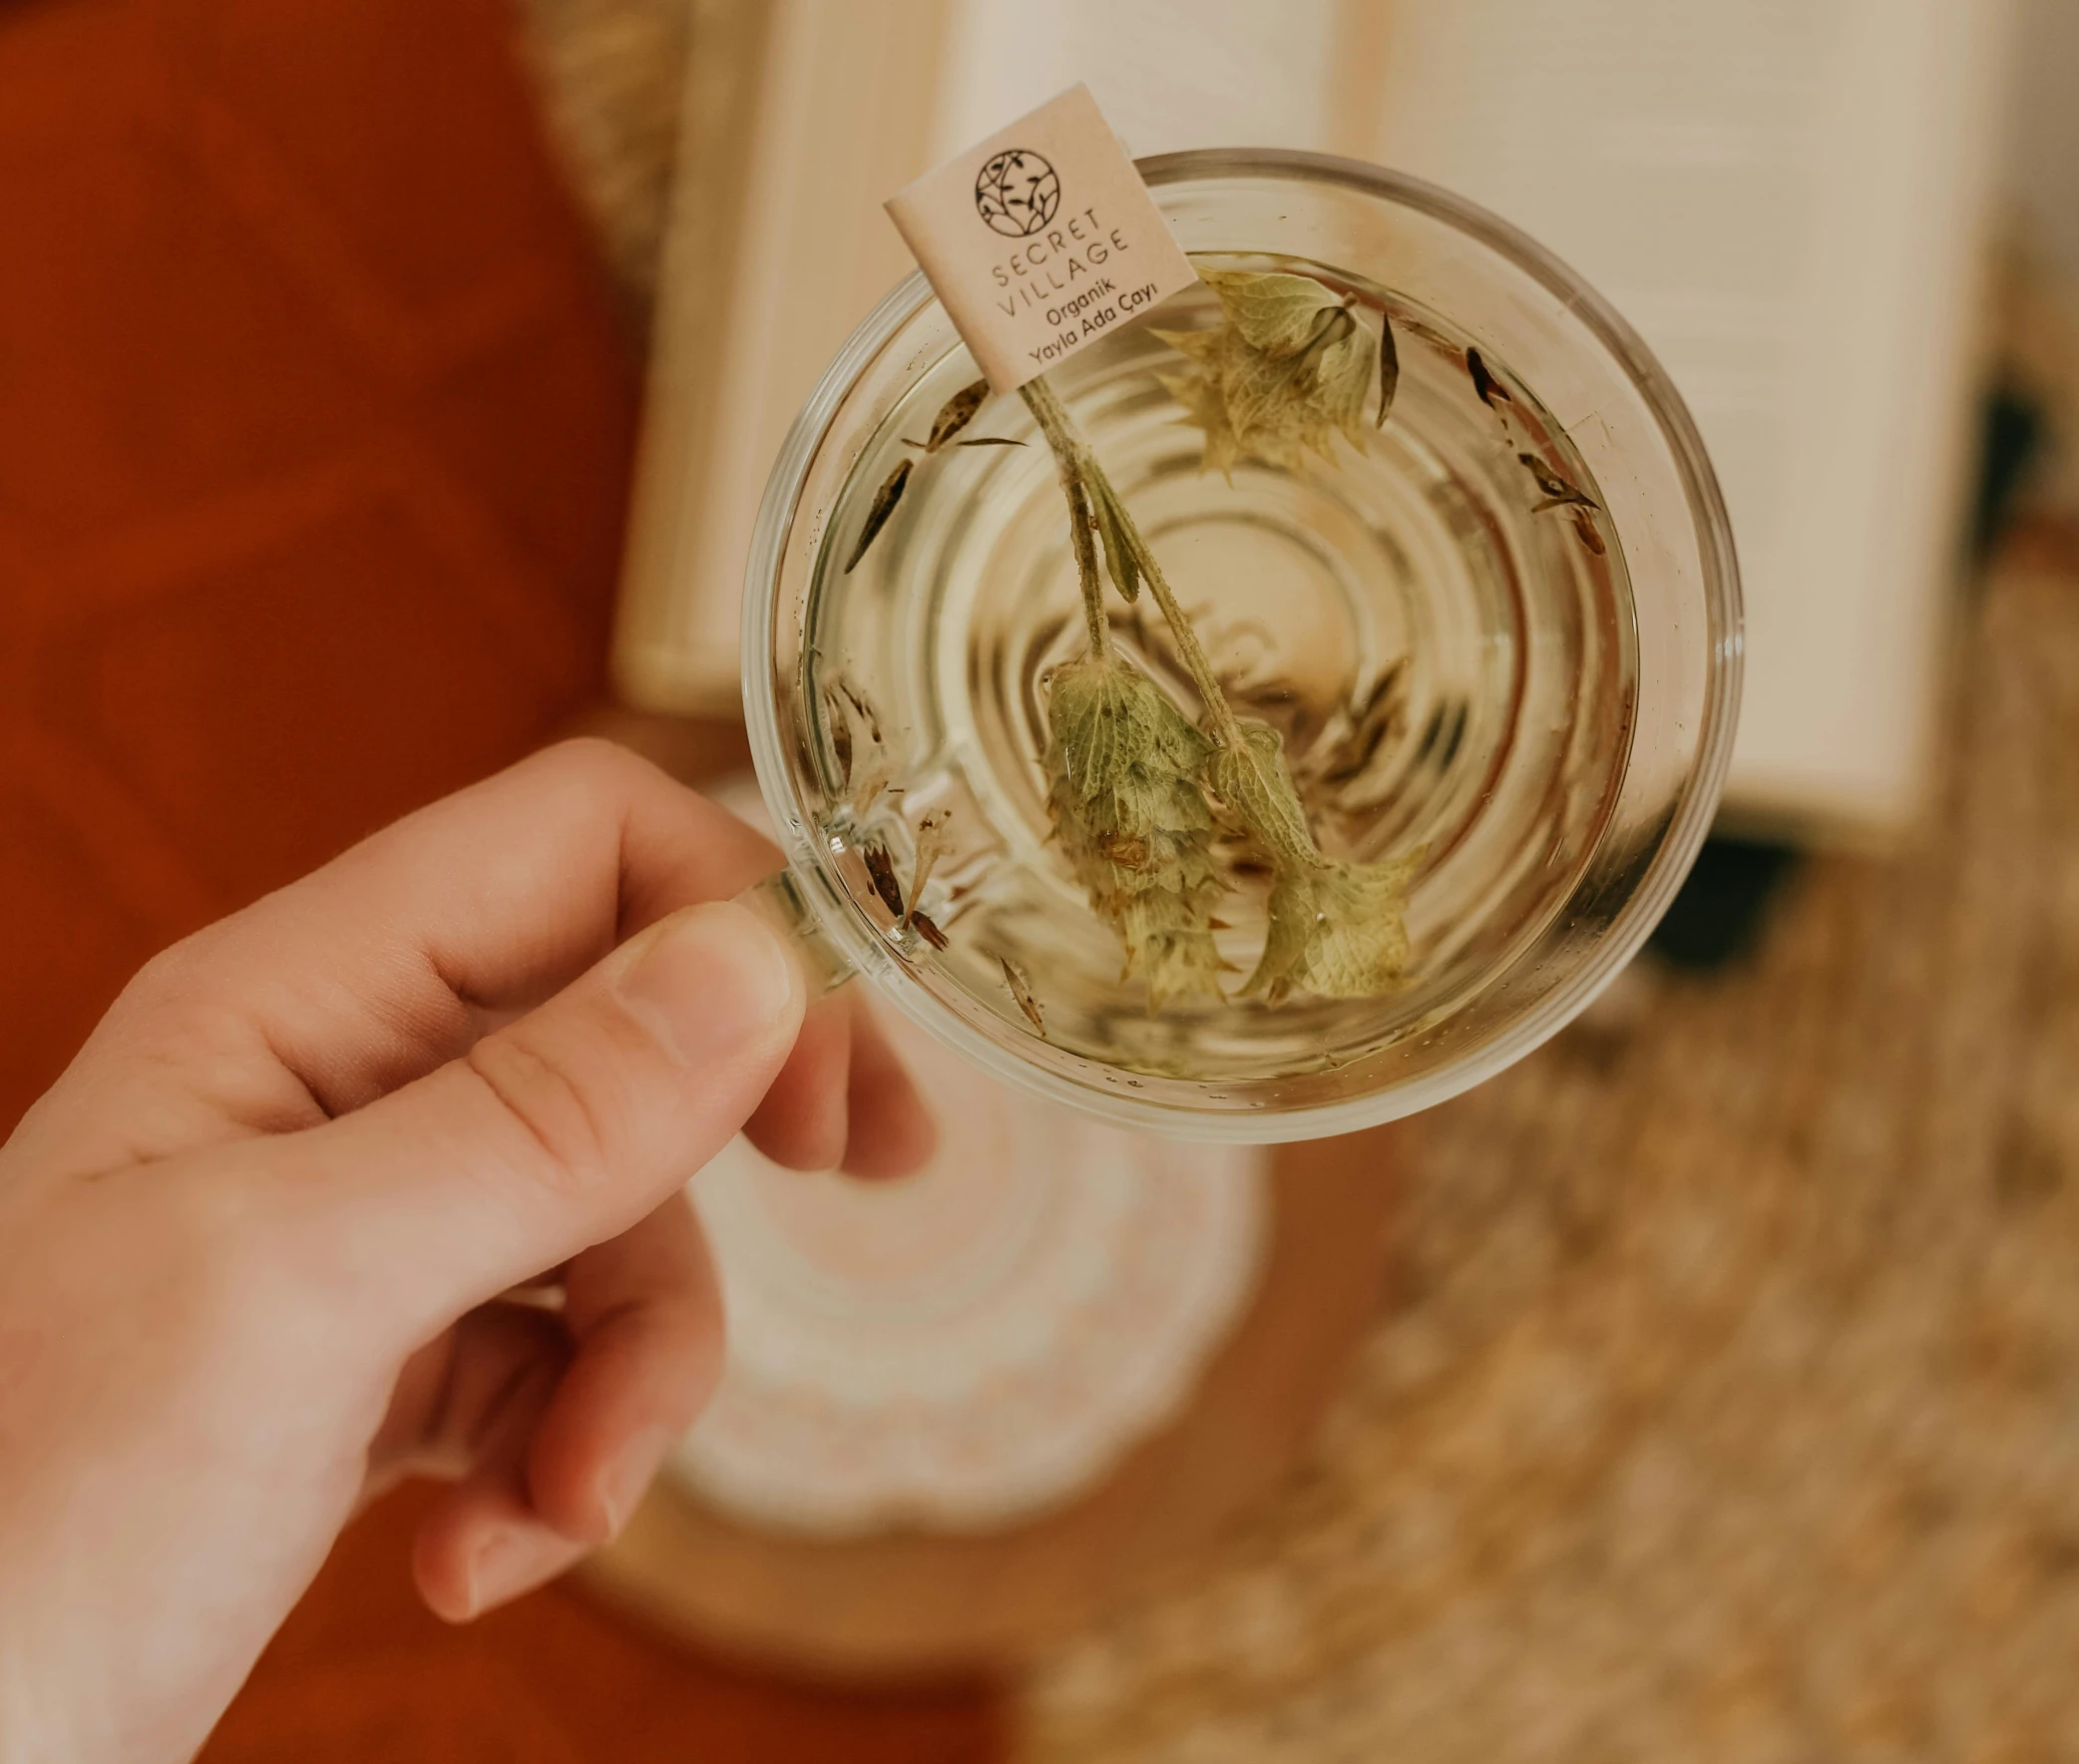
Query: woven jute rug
1013 525 2079 1760
516 0 688 326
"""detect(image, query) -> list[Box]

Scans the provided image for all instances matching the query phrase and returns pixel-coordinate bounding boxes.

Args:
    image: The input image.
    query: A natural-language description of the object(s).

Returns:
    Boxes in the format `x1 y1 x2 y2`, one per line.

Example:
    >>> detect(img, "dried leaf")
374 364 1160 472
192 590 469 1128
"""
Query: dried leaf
1089 475 1140 604
1219 310 1361 442
1306 662 1407 789
902 812 947 930
1377 314 1400 428
1160 270 1377 473
862 841 904 917
1150 325 1223 371
1153 366 1242 478
850 754 893 818
1519 451 1599 511
1199 267 1351 356
1050 654 1212 799
1403 316 1458 352
837 675 882 743
822 682 854 787
1467 346 1512 412
924 379 989 451
1204 719 1416 1004
1045 654 1226 1007
1205 721 1315 868
1000 955 1044 1032
1572 507 1606 556
953 436 1027 447
1245 855 1417 1002
1253 871 1415 1001
844 459 911 573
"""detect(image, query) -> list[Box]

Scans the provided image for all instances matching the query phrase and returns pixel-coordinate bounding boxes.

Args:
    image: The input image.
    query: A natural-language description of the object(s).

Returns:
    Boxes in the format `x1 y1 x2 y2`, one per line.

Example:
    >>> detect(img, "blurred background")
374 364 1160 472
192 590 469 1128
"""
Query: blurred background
5 0 2079 1758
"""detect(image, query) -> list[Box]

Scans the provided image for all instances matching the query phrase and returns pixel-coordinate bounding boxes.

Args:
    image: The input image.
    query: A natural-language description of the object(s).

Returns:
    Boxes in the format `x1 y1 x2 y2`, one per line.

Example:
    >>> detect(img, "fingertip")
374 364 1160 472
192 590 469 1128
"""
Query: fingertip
526 1327 721 1544
742 997 851 1170
842 1088 939 1179
611 897 805 1070
525 1203 724 1542
413 1486 587 1623
414 1522 480 1625
841 1004 938 1179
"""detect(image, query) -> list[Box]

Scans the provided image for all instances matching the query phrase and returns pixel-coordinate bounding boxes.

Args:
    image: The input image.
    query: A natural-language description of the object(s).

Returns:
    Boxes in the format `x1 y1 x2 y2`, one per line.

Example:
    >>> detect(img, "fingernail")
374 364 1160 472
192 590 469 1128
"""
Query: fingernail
597 1423 675 1538
611 900 800 1069
461 1524 580 1619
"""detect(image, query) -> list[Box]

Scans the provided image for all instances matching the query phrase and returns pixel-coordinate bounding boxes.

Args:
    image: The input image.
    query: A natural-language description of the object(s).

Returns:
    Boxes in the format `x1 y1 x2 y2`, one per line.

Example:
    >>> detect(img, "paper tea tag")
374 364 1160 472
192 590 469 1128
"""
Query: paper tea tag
886 85 1198 394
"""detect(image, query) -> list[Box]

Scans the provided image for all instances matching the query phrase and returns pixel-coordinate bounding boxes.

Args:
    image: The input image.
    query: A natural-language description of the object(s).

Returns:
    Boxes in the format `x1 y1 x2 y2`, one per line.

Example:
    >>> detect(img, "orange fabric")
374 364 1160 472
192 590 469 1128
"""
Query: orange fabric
0 0 635 1127
205 1486 1007 1764
0 0 1003 1754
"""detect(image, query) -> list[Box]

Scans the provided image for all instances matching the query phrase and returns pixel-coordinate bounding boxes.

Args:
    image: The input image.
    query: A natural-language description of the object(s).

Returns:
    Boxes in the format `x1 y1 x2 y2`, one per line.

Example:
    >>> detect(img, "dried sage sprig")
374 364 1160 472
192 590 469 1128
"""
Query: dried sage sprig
1019 377 1226 1005
842 280 1418 1015
1023 314 1415 1008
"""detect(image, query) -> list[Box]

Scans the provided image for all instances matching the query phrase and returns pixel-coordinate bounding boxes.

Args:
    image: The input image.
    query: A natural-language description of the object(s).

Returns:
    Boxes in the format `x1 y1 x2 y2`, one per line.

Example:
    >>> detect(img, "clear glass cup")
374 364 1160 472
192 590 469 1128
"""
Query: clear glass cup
739 149 1741 1143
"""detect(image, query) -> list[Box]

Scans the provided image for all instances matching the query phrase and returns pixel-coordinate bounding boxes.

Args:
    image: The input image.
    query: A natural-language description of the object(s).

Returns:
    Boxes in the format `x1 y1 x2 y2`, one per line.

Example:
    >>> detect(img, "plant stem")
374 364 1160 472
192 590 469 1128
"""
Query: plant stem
1066 477 1111 658
1021 376 1243 747
1021 379 1110 659
1096 468 1245 749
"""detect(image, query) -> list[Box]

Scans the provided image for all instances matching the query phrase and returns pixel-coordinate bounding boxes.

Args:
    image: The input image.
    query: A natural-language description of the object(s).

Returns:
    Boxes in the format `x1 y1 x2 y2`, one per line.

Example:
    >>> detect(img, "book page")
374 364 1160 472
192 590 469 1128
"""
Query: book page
1365 0 2017 839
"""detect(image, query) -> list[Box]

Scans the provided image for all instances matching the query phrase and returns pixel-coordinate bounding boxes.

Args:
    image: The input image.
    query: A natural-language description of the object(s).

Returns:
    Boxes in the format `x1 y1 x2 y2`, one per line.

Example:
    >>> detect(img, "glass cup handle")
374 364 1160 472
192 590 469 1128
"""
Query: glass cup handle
736 868 858 996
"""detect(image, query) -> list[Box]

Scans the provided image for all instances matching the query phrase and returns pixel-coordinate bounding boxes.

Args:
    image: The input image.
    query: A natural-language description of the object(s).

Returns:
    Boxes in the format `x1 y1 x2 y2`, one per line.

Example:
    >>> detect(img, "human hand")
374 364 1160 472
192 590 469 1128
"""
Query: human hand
0 740 933 1764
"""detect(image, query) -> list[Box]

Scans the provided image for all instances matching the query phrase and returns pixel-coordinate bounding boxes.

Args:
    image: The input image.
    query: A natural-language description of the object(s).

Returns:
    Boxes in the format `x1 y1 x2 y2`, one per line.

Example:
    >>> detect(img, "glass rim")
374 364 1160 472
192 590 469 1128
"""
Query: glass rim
742 147 1743 1142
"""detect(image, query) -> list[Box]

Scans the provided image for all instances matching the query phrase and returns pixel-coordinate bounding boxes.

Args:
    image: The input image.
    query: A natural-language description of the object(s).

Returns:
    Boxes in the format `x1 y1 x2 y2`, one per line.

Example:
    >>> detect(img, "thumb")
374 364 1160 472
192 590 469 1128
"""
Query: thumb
275 899 804 1330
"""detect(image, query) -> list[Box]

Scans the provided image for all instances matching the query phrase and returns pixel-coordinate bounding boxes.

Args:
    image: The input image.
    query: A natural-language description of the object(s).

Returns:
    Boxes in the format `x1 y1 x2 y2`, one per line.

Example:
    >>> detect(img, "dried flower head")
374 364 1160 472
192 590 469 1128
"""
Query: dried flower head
1249 854 1417 1003
1156 268 1381 474
1015 361 1417 1015
1044 654 1226 1007
1205 720 1415 1005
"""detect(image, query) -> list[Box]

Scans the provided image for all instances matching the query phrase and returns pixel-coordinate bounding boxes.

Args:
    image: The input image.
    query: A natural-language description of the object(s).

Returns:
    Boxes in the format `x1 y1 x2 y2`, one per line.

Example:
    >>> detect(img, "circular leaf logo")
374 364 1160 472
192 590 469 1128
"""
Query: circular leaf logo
974 149 1060 238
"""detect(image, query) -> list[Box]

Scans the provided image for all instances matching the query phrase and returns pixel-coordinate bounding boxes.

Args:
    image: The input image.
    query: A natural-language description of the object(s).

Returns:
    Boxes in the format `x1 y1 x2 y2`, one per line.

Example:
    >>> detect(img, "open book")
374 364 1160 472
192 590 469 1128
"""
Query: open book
614 0 2017 845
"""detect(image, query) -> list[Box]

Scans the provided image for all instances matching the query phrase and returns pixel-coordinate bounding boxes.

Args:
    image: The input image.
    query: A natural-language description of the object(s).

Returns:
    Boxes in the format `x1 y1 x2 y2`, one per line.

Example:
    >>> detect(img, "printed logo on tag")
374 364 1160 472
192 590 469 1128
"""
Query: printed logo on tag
886 85 1198 394
974 148 1060 237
